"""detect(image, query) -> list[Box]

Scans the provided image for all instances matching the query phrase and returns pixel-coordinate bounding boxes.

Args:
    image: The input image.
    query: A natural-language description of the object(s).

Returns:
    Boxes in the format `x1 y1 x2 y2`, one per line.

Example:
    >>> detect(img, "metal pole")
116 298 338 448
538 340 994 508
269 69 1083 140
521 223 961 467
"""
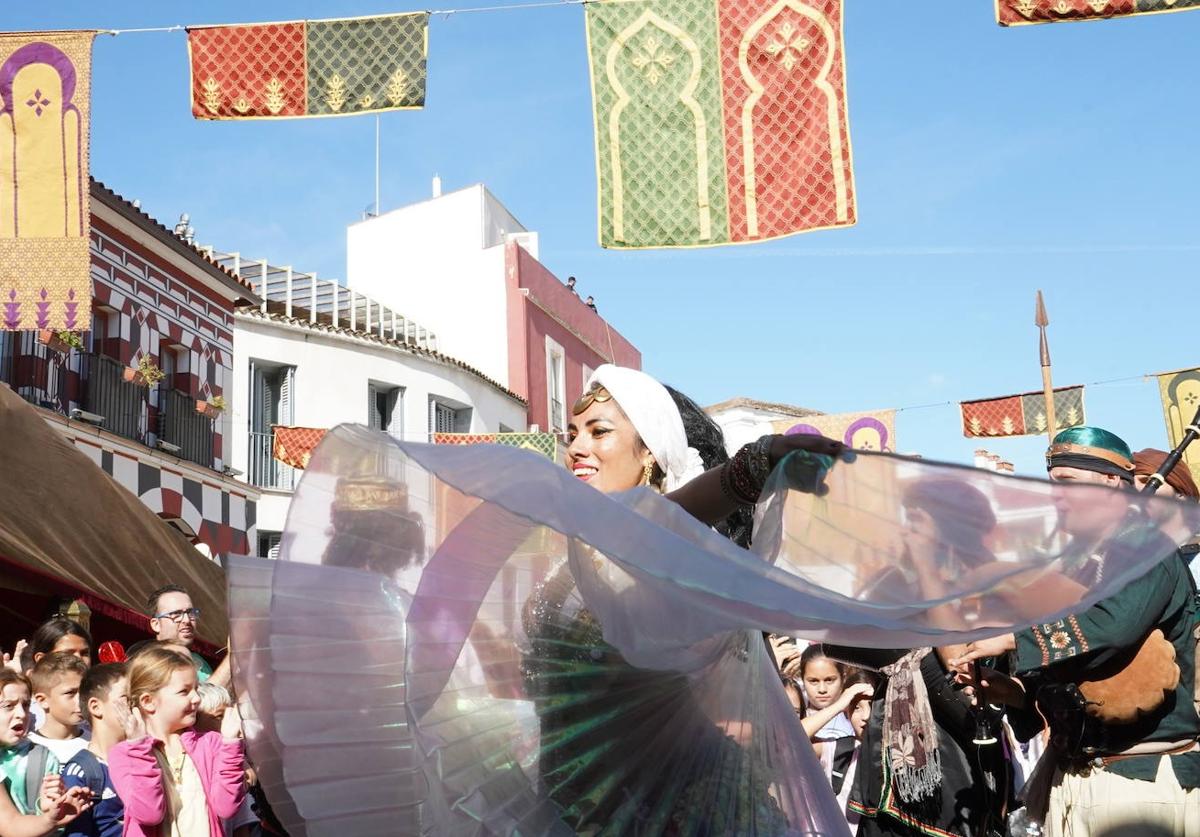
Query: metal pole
375 115 381 216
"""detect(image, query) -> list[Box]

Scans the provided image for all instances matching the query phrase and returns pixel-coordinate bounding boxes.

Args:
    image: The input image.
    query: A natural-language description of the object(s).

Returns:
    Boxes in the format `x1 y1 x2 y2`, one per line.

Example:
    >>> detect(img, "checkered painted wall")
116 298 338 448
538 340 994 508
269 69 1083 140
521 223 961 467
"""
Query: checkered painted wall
70 434 256 560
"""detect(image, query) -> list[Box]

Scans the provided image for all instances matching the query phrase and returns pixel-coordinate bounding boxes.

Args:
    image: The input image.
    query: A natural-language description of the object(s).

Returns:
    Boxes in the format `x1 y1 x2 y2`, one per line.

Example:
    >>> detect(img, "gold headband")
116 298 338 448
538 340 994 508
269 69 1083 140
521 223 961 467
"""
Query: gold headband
572 384 613 416
1045 442 1134 472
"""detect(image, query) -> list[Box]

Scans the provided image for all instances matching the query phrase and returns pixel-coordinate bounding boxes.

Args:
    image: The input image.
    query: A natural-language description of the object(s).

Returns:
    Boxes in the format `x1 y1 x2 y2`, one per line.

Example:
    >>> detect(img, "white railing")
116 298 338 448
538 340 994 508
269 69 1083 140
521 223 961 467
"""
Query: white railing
205 248 438 352
247 431 296 491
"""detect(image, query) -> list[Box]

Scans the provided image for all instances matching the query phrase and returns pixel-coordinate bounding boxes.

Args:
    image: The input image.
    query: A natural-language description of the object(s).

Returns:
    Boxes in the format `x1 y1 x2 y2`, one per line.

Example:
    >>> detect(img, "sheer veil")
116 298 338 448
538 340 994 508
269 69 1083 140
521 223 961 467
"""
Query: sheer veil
227 425 1195 836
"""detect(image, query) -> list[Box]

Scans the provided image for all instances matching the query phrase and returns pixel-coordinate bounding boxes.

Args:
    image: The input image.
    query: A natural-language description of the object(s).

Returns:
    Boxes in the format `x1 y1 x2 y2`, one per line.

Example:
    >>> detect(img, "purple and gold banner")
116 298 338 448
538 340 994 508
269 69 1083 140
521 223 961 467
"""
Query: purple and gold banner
0 31 95 331
1155 367 1200 485
772 409 896 452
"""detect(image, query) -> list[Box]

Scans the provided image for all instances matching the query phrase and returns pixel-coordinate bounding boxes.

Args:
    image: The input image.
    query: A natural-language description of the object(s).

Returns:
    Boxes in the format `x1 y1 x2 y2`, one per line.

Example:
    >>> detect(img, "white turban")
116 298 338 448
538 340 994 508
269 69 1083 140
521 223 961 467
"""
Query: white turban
584 365 706 491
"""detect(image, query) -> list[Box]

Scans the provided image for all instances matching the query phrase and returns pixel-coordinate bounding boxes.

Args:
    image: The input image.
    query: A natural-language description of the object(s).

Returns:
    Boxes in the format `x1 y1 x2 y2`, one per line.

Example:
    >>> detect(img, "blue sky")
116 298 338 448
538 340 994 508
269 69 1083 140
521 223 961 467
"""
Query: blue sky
7 2 1198 474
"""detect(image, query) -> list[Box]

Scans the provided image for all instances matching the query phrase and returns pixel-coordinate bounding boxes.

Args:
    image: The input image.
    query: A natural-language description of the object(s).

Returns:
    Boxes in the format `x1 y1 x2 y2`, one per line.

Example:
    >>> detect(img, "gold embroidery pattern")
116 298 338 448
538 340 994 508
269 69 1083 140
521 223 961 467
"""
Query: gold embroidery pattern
605 11 712 243
1013 0 1038 16
738 0 849 238
202 78 222 114
1053 0 1072 13
325 74 348 112
1050 631 1070 649
263 78 286 114
764 21 811 72
232 96 251 115
385 69 410 106
1087 0 1109 11
630 34 676 86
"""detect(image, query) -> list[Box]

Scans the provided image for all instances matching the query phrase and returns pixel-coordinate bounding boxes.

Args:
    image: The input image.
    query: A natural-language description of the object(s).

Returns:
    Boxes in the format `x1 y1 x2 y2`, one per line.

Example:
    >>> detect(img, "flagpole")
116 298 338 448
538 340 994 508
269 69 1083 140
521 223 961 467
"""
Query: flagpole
1036 290 1057 444
375 115 381 216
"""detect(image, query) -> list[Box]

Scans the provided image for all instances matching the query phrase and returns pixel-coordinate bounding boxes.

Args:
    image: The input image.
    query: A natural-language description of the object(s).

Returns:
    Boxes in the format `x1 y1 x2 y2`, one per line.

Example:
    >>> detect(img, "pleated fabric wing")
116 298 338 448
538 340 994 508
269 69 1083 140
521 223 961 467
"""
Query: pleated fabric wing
228 425 1195 835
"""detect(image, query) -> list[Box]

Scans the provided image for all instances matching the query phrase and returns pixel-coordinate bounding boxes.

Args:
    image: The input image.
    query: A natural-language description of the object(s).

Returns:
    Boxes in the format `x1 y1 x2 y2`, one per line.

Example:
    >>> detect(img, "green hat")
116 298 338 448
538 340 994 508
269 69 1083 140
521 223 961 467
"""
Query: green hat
1046 426 1135 482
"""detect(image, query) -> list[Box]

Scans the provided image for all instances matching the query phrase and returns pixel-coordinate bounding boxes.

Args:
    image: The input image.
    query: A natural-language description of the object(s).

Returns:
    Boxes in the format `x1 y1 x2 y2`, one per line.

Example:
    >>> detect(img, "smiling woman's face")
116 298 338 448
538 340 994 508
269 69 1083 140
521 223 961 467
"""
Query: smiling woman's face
567 390 653 495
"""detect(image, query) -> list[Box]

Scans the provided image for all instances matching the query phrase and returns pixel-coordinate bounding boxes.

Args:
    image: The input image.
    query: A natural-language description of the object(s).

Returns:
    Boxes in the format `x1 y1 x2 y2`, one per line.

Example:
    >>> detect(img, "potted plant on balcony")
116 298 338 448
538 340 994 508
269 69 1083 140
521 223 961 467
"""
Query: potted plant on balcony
123 355 166 388
196 394 227 417
38 330 82 354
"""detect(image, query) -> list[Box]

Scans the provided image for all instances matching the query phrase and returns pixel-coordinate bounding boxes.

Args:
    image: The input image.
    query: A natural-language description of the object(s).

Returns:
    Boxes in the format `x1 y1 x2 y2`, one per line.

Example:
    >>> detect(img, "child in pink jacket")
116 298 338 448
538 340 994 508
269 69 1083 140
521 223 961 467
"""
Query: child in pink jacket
108 646 245 837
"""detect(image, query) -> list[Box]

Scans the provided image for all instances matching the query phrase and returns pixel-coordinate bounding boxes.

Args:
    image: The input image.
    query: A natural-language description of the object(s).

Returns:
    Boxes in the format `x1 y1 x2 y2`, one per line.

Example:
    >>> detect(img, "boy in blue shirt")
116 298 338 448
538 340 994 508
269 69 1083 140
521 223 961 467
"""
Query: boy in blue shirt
62 663 126 837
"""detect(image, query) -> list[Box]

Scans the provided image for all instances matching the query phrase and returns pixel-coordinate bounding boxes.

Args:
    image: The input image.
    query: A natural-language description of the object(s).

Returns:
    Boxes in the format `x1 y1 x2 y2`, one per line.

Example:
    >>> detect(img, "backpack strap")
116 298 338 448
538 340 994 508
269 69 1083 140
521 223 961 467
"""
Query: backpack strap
66 749 107 800
23 743 49 815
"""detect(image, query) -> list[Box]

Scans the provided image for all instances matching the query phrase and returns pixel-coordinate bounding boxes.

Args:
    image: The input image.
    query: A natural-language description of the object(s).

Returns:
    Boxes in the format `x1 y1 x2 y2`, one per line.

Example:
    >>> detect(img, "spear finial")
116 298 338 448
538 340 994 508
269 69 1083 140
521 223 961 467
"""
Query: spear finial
1036 290 1057 442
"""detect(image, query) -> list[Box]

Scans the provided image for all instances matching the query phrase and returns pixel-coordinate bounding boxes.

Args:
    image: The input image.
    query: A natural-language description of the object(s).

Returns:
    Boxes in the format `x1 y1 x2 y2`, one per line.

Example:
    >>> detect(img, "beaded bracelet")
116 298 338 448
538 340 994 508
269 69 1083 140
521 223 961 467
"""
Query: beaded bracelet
720 459 755 507
722 443 765 506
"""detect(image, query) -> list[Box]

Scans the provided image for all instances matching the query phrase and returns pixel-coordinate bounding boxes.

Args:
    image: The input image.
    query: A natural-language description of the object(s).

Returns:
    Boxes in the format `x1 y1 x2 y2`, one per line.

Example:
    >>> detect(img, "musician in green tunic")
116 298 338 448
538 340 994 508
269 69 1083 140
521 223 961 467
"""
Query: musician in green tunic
957 426 1200 836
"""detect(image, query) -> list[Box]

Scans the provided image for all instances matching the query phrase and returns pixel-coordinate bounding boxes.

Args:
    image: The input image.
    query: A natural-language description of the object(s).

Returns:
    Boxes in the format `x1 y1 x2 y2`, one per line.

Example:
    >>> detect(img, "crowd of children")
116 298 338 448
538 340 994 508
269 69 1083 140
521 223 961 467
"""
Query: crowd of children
0 586 264 837
771 636 877 833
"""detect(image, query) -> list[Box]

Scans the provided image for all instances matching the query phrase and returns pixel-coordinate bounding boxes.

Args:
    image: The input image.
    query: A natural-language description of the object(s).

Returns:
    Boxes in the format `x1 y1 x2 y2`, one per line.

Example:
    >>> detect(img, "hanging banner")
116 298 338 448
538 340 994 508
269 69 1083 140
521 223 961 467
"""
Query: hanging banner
772 409 895 452
997 0 1200 27
585 0 854 249
0 31 96 331
188 12 428 120
433 432 560 461
272 425 328 469
959 385 1085 438
1155 367 1200 484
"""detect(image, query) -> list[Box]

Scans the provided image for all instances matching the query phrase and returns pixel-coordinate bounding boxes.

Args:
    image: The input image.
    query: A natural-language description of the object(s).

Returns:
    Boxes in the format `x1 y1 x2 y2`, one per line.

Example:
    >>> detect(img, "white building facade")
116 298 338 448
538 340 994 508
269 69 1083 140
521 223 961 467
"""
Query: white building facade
347 183 530 391
215 250 528 557
706 397 822 454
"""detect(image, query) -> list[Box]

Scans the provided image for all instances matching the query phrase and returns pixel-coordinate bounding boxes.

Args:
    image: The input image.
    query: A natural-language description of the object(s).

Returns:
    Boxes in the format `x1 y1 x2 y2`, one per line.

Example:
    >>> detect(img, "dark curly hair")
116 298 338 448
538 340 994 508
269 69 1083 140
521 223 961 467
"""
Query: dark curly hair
665 385 753 549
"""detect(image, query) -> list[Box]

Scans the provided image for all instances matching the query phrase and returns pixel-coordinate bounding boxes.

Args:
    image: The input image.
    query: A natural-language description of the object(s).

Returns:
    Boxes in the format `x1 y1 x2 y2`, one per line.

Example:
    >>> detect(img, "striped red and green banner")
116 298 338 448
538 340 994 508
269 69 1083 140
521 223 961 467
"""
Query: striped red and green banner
187 12 427 120
585 0 855 249
960 386 1086 439
433 432 559 461
997 0 1200 26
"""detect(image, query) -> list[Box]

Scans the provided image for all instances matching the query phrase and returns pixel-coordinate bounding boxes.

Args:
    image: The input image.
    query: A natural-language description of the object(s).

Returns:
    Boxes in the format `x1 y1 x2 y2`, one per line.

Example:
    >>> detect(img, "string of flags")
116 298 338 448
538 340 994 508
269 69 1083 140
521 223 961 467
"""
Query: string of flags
3 1 1200 327
270 368 1200 485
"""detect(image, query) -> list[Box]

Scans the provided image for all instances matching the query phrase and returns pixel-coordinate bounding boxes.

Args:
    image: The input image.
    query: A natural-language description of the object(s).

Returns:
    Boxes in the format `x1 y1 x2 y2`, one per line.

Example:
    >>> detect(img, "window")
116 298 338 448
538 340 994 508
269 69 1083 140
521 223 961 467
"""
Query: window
258 532 282 560
250 362 295 432
248 360 297 490
432 401 457 434
429 397 472 436
368 383 403 436
545 336 566 433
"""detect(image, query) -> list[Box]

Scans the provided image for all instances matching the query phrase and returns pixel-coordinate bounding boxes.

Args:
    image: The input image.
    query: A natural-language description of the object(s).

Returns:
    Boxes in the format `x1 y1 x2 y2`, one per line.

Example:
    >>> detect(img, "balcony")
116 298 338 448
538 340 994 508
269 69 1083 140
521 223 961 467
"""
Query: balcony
160 388 215 469
85 352 149 443
0 337 215 469
248 430 297 491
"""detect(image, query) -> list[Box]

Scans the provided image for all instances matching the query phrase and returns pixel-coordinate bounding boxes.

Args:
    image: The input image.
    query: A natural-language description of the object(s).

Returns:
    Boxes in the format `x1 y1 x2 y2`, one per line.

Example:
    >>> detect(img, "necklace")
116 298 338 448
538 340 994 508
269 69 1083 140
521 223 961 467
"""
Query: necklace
167 749 186 785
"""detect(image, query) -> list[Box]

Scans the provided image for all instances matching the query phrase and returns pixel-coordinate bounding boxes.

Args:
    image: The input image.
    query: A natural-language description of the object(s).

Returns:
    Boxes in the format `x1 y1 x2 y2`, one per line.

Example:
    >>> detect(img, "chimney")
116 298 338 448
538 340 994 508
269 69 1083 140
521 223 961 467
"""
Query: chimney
432 175 442 198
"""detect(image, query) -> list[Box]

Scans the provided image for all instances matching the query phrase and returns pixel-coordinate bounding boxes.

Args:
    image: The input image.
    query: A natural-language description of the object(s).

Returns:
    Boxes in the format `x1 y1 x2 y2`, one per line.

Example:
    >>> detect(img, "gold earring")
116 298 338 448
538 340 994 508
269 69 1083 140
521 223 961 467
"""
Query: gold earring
641 462 654 486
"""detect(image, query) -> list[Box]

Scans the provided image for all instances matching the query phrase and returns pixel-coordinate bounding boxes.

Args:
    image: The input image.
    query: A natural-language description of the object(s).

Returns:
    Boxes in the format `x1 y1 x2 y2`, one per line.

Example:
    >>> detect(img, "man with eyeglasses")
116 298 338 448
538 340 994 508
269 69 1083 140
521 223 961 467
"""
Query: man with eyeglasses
147 584 213 682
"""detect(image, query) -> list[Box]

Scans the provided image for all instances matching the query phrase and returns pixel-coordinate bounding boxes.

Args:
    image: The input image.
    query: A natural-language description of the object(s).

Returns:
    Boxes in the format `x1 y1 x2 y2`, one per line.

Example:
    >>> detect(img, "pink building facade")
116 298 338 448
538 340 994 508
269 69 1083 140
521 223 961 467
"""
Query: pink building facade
505 242 640 434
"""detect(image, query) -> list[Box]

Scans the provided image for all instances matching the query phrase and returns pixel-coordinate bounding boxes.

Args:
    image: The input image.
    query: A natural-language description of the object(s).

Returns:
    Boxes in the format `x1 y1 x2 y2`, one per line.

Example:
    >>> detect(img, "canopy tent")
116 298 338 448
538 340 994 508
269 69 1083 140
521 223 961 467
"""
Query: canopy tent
0 383 228 646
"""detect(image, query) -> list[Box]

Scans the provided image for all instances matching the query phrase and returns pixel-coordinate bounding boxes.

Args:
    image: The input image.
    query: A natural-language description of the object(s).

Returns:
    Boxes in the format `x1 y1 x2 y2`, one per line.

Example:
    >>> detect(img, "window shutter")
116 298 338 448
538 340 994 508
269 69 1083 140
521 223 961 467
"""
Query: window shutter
386 388 402 436
279 367 295 425
368 384 380 430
